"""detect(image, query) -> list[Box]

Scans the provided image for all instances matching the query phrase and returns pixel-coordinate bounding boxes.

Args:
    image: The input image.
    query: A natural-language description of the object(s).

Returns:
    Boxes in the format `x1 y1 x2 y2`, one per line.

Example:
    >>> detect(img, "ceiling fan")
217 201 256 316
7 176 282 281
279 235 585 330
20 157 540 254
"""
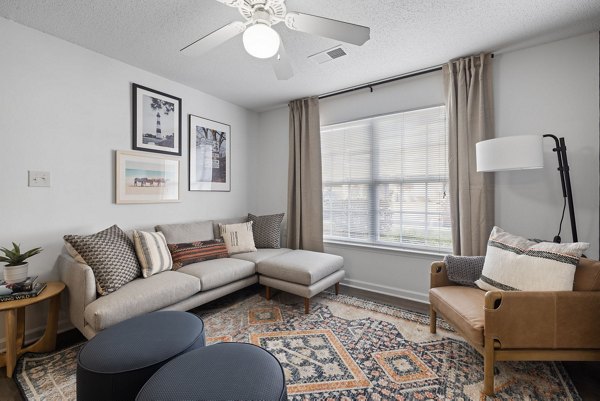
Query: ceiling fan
180 0 371 80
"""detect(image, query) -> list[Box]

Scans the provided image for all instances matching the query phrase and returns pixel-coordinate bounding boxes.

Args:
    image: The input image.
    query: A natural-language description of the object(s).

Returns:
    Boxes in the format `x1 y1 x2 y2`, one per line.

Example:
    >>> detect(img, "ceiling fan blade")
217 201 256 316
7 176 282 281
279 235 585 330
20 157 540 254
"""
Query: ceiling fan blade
180 21 246 57
285 12 370 46
272 45 294 80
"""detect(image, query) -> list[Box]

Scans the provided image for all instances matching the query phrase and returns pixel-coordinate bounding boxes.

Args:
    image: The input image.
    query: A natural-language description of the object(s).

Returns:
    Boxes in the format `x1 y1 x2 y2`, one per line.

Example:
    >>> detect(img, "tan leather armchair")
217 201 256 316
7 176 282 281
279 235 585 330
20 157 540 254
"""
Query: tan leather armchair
429 257 600 396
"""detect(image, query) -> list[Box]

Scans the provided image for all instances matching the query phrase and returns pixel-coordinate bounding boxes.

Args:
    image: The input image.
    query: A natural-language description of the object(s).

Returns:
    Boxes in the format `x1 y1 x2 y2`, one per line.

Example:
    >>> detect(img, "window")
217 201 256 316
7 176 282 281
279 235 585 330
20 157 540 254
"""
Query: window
321 105 451 253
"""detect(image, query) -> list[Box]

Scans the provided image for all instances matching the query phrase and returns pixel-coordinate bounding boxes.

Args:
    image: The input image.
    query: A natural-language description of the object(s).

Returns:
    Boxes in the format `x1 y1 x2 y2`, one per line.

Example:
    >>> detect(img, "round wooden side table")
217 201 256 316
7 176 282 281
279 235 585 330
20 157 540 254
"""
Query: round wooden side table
0 281 65 377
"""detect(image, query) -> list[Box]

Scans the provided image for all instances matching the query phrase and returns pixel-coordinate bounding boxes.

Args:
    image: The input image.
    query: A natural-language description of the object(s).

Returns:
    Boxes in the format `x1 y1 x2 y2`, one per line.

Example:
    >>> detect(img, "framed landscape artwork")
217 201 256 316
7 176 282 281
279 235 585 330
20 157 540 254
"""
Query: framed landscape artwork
116 150 180 204
189 115 231 191
132 83 182 156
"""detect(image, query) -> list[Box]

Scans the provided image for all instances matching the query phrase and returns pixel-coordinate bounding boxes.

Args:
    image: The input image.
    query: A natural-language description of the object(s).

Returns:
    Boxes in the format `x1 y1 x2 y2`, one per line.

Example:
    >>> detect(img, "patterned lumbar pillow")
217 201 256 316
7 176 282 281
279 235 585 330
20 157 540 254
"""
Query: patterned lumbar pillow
475 226 589 291
133 231 172 278
64 225 141 295
219 222 257 255
248 213 284 248
167 240 229 270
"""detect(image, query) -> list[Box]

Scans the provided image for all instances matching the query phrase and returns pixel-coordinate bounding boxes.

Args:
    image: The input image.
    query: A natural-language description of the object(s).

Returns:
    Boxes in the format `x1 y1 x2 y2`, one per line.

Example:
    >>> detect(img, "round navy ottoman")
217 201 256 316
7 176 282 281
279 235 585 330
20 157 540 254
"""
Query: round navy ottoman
77 311 205 401
136 342 287 401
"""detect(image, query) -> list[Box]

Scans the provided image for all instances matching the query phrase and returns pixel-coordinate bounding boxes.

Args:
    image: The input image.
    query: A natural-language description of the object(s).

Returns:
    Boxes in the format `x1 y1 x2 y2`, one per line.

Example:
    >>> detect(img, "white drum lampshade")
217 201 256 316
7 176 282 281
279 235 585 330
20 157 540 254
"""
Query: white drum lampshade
243 23 280 59
476 135 544 172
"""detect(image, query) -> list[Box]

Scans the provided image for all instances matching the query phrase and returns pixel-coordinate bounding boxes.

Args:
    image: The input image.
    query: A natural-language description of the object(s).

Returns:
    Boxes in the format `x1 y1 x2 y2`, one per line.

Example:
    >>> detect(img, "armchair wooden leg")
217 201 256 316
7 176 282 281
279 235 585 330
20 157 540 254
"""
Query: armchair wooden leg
304 298 309 314
429 305 437 334
265 286 271 300
335 283 340 295
483 338 495 396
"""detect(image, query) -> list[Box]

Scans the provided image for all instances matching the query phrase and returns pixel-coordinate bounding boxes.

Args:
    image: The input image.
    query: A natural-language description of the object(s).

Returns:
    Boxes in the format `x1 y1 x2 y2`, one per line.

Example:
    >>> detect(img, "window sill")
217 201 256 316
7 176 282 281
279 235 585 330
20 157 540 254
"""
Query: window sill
323 240 448 259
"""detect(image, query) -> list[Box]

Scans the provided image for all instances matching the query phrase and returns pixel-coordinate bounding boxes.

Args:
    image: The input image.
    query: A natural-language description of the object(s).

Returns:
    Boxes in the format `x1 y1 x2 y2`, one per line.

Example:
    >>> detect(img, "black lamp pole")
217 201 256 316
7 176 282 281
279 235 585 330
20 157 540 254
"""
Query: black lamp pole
543 134 578 243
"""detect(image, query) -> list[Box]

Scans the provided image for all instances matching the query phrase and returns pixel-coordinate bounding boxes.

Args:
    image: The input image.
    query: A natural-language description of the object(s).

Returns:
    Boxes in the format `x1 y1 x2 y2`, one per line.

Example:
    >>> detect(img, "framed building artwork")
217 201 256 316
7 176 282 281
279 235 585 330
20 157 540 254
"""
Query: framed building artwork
132 83 182 156
189 115 231 191
116 150 180 204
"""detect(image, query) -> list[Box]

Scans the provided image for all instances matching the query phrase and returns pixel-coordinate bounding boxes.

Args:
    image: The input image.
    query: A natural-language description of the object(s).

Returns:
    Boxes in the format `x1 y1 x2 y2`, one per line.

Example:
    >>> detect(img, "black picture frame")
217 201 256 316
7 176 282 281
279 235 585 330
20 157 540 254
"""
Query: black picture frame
188 114 231 192
132 83 182 156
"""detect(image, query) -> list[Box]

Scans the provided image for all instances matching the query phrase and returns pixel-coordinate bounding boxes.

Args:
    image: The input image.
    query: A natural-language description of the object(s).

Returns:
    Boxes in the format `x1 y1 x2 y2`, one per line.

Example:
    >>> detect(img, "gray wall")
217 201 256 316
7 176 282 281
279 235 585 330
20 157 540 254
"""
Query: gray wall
254 32 600 303
0 18 259 348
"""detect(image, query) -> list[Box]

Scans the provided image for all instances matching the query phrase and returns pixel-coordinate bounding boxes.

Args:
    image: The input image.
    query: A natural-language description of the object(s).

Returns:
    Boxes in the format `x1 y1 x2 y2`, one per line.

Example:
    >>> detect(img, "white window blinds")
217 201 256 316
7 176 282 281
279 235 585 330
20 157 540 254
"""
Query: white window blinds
321 105 451 253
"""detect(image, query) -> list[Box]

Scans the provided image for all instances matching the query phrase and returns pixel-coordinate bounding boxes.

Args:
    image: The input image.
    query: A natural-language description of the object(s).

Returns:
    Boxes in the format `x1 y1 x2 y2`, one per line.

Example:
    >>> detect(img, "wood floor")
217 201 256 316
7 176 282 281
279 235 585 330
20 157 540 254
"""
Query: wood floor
1 284 598 400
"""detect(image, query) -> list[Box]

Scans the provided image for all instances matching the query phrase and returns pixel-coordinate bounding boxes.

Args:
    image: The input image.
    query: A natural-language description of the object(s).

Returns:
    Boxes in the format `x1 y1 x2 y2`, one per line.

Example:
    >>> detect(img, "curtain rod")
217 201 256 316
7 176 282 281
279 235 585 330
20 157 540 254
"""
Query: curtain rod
318 65 442 100
318 53 494 100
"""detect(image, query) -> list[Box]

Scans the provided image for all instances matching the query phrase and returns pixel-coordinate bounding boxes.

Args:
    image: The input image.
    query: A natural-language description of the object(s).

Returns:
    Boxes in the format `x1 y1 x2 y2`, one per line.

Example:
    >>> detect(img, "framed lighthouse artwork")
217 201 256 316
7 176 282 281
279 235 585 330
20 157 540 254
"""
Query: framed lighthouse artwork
132 83 182 156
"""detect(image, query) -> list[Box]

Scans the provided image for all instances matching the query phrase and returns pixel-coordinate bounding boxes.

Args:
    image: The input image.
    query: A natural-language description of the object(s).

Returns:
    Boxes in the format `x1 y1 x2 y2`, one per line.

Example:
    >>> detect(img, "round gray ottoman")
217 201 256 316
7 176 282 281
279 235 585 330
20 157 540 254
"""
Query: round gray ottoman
136 342 287 401
77 311 205 401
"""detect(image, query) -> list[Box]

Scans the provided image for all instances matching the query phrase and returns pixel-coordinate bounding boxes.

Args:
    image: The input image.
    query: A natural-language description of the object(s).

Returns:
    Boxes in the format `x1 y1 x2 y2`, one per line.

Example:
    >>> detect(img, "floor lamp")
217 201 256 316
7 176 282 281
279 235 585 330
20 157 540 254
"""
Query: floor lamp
475 134 578 243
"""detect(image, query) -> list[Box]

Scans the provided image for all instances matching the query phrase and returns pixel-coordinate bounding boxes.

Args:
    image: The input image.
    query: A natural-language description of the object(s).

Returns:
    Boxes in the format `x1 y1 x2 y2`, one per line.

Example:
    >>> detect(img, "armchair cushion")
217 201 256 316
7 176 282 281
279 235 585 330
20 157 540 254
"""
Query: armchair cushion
475 226 589 292
574 258 600 291
429 286 485 346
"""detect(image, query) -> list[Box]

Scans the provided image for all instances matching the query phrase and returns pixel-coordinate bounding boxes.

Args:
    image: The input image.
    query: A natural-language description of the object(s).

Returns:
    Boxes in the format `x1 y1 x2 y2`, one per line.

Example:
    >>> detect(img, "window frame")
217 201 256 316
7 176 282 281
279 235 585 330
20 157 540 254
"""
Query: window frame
321 104 451 254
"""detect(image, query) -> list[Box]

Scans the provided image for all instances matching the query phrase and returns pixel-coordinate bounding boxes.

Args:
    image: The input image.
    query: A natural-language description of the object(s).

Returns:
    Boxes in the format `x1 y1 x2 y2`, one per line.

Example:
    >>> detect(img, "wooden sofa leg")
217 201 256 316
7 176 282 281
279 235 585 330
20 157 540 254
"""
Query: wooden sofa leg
483 338 495 396
429 306 437 334
335 283 340 295
304 298 309 314
265 286 271 300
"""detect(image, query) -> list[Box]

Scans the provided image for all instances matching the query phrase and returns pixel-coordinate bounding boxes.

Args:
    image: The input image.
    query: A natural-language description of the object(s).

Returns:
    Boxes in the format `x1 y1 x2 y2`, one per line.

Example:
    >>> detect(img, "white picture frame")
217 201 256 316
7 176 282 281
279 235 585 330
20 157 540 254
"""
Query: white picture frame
116 150 180 204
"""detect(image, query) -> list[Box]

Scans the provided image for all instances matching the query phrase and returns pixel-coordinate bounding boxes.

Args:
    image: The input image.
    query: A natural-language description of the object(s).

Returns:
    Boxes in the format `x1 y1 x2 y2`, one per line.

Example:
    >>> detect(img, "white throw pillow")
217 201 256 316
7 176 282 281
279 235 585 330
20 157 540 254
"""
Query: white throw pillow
475 226 589 292
219 222 257 255
133 230 173 278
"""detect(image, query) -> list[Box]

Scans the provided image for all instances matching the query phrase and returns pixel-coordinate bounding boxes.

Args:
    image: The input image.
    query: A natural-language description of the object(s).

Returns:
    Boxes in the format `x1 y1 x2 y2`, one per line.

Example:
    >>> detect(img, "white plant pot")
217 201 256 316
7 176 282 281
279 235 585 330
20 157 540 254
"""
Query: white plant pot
3 262 29 284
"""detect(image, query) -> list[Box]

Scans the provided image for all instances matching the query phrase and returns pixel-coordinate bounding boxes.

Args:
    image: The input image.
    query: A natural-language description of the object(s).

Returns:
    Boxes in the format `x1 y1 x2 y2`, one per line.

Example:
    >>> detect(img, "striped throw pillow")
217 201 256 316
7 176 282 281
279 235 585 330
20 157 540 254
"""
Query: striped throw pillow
475 226 589 291
168 240 229 270
219 222 257 255
133 231 172 278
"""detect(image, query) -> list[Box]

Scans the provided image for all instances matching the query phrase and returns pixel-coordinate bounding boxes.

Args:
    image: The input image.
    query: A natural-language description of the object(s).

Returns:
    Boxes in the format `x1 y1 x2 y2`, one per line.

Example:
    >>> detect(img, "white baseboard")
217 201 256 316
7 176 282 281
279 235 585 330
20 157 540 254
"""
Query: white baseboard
341 278 429 304
0 318 74 354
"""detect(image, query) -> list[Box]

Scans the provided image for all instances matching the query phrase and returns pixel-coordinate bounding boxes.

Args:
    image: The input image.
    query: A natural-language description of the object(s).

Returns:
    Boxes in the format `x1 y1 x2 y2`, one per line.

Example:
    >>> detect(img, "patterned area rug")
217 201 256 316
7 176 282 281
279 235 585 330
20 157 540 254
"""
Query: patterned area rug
14 290 580 400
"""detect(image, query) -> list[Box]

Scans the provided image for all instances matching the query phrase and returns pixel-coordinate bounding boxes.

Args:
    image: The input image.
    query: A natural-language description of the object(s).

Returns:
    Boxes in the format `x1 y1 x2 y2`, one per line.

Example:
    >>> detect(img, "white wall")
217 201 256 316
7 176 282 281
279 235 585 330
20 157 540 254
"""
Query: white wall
0 18 258 347
494 32 599 258
255 32 600 303
254 106 289 215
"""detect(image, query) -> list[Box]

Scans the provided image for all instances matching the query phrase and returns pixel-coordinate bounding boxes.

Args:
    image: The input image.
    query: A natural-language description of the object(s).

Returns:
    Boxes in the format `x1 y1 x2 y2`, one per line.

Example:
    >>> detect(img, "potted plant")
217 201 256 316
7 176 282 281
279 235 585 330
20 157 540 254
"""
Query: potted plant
0 243 43 284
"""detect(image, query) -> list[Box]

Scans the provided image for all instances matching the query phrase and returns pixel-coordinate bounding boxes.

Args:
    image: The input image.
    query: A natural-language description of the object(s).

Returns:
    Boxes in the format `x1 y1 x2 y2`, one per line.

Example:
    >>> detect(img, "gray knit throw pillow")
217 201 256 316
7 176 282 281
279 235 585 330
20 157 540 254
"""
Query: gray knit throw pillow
247 213 284 249
443 255 485 287
64 225 141 295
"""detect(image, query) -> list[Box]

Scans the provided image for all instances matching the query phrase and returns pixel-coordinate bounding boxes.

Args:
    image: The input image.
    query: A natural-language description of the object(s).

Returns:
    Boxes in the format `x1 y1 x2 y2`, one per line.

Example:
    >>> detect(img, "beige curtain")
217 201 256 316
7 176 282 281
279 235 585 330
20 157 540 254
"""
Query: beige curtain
287 96 324 252
444 53 495 256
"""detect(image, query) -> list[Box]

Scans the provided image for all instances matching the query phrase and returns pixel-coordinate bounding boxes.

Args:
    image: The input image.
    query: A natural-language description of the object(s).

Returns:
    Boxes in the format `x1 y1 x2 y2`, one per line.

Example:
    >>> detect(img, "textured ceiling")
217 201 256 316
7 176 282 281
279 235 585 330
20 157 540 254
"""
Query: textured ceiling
1 0 600 111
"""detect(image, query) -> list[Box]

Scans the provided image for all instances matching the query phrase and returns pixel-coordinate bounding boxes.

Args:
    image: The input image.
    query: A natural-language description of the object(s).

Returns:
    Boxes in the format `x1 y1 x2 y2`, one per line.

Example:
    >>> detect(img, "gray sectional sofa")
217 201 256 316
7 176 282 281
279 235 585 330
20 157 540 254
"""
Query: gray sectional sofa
58 217 344 339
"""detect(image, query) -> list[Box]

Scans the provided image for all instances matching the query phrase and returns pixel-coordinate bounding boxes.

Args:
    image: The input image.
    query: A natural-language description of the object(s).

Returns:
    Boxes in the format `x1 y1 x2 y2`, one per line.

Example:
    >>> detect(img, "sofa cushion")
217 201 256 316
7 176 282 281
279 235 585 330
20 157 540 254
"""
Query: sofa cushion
84 271 200 331
257 250 343 286
429 286 485 346
155 221 214 243
248 213 284 248
133 230 172 278
168 240 229 270
64 225 141 296
231 248 292 264
177 258 256 291
219 222 257 255
475 226 589 292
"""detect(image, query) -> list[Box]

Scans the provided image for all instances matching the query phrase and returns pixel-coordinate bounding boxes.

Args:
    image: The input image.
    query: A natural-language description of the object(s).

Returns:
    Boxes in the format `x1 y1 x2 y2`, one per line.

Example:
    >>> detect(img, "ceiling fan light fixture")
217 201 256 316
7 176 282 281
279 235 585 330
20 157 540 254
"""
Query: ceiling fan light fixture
242 23 280 59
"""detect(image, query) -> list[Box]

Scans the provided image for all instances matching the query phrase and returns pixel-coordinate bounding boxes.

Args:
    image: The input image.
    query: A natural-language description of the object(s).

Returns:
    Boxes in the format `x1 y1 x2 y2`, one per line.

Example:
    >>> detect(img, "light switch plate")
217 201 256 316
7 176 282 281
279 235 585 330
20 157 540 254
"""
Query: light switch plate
28 170 51 187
